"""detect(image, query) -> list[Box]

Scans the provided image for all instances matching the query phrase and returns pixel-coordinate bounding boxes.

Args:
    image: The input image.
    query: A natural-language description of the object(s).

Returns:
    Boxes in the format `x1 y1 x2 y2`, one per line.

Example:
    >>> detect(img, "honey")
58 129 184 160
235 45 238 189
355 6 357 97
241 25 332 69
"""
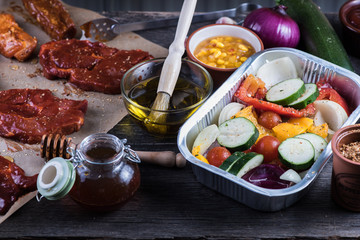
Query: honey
37 133 141 211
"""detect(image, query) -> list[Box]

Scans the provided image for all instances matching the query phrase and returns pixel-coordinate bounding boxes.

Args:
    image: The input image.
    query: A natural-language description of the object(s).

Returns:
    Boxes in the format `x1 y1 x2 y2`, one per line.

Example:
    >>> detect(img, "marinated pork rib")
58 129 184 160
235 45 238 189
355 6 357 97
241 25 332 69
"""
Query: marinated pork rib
22 0 76 40
0 13 37 61
0 88 87 144
0 156 38 215
39 39 153 94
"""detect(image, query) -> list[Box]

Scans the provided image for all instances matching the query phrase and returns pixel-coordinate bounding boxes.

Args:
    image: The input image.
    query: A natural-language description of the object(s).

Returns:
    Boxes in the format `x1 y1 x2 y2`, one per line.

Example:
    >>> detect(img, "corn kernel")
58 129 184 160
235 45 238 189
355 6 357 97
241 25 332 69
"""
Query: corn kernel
240 57 248 62
225 37 233 41
235 62 242 68
220 52 227 58
209 48 217 53
207 54 215 62
213 50 222 58
217 59 225 65
238 44 248 52
216 42 225 48
229 55 237 63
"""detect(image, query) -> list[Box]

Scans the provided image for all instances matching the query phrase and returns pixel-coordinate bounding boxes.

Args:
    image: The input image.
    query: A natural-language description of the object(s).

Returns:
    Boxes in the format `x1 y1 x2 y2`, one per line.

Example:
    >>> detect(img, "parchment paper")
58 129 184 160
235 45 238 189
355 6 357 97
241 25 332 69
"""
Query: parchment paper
0 0 168 223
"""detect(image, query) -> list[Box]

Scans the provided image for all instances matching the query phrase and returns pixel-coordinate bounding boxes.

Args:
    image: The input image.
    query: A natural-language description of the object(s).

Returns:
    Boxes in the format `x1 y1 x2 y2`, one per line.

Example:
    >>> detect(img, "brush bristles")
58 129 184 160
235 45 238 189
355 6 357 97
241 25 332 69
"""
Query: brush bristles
145 92 171 134
151 92 171 111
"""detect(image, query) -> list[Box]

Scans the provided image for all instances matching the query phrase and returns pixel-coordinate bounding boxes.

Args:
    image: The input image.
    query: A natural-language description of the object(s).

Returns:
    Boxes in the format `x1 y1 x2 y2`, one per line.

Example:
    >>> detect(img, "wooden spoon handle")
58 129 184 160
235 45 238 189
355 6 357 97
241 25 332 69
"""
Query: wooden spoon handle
136 151 186 168
157 0 197 96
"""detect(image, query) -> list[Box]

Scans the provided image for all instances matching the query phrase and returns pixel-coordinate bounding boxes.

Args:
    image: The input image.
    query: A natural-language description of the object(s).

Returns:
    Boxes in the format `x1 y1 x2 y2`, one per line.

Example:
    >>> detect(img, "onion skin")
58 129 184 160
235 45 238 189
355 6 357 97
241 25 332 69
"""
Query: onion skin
243 5 300 48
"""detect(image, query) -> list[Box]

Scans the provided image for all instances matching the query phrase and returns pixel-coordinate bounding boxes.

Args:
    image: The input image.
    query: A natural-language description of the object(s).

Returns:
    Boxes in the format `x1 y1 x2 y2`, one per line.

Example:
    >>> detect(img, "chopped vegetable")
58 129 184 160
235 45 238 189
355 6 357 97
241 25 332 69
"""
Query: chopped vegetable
316 87 350 116
313 100 348 131
218 102 245 125
217 117 259 151
191 146 209 164
219 152 245 171
265 78 305 106
272 122 307 142
288 117 314 130
280 169 302 184
234 105 272 140
295 133 327 160
234 74 315 118
242 164 291 189
308 123 328 139
256 56 298 89
278 137 315 171
227 152 264 178
192 124 220 155
288 83 319 109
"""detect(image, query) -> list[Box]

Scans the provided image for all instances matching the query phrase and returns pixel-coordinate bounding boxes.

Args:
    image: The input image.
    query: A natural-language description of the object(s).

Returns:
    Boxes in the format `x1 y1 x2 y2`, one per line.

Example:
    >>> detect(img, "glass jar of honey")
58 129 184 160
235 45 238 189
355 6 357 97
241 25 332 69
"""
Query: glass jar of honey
37 133 141 211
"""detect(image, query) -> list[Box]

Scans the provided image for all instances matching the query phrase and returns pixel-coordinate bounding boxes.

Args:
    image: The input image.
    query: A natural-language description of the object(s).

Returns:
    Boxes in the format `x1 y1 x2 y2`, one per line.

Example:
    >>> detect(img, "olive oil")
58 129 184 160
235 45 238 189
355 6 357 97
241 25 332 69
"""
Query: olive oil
126 76 208 135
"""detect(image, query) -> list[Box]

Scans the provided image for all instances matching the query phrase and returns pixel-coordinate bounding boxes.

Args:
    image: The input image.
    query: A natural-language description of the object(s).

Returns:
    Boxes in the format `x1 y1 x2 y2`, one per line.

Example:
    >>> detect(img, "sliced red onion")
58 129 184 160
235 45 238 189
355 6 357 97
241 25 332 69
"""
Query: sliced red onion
242 164 291 189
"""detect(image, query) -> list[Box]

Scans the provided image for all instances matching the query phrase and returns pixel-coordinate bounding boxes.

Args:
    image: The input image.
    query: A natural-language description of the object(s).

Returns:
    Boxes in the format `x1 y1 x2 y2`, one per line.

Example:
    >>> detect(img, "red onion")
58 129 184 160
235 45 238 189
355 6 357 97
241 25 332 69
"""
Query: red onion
242 164 291 189
243 5 300 48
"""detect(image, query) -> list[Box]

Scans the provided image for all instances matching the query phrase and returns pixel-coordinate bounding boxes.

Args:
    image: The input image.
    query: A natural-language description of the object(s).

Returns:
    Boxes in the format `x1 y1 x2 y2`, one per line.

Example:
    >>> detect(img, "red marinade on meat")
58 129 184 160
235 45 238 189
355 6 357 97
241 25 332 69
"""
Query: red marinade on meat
0 88 87 144
0 156 37 215
39 39 153 94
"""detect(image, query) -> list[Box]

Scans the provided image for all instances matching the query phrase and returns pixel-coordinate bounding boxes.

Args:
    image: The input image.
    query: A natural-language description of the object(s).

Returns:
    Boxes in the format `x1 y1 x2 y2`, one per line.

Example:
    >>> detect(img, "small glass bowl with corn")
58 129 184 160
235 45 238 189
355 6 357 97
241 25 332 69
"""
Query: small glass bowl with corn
186 24 264 89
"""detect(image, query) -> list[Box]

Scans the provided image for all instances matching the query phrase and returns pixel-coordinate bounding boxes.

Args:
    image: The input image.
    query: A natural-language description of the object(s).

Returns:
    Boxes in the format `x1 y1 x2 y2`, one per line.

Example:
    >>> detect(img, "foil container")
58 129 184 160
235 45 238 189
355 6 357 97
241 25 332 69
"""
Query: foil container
177 48 360 211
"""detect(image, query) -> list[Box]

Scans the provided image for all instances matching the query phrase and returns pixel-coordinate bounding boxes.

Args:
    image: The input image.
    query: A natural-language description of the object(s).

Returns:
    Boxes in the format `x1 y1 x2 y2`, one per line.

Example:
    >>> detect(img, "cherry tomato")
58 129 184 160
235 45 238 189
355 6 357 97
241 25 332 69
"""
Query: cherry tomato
206 147 231 167
258 111 282 129
251 136 280 163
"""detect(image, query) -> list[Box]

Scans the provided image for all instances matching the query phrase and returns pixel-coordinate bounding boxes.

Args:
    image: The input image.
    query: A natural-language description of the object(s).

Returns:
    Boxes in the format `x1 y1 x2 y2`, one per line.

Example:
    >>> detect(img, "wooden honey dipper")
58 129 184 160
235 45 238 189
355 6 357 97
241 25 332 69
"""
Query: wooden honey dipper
40 134 186 168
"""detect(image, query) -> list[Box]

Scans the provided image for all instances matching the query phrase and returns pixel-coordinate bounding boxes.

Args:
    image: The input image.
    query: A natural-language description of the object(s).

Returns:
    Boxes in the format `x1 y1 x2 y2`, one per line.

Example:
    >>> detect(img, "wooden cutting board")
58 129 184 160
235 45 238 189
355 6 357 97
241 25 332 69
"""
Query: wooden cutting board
0 0 168 223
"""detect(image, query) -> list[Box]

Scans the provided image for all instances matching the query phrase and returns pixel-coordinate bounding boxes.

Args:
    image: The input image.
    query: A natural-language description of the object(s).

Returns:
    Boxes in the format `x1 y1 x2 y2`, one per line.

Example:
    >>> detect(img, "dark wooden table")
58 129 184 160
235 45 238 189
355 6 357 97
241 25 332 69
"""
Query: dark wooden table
1 11 360 240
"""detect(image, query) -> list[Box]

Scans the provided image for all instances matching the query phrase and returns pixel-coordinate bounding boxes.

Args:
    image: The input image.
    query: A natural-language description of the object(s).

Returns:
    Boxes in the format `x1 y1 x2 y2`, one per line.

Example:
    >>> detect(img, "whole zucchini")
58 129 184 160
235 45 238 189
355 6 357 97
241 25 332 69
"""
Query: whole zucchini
276 0 354 71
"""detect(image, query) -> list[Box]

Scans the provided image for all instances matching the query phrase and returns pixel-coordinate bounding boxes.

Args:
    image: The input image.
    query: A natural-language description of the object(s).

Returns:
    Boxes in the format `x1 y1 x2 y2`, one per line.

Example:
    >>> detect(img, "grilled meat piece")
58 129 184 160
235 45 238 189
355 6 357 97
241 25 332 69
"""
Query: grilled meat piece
39 39 153 94
0 13 37 61
0 156 38 215
0 88 87 144
22 0 76 40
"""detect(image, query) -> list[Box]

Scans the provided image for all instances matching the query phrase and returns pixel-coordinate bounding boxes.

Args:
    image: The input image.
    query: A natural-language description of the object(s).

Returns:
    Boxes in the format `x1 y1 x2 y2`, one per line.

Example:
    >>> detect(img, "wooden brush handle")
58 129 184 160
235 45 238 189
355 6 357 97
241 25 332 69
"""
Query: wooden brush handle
136 151 186 168
157 0 197 96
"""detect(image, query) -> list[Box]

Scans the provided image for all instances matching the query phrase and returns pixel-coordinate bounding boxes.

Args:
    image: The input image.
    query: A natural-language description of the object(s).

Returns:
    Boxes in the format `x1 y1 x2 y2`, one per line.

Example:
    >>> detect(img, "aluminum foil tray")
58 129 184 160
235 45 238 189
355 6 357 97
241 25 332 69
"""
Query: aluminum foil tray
177 48 360 212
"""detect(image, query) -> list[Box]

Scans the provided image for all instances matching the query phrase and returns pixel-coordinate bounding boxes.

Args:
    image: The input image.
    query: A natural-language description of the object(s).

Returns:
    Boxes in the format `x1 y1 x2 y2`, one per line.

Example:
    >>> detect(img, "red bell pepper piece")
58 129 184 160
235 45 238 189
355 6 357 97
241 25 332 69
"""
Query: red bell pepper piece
234 74 315 118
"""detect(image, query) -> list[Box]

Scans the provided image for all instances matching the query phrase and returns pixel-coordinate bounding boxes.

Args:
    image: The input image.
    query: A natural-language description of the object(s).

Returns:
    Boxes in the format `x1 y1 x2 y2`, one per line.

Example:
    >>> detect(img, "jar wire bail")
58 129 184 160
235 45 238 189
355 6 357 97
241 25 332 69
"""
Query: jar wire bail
121 139 141 163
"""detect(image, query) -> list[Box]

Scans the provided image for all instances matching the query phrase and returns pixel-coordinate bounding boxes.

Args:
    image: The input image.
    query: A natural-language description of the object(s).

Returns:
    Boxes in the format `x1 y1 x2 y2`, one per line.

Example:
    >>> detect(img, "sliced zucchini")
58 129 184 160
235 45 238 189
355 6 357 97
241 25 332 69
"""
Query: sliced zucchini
218 102 245 126
227 152 263 178
192 124 220 155
295 133 327 161
217 117 259 151
219 151 245 171
278 137 315 171
265 78 305 106
288 83 319 109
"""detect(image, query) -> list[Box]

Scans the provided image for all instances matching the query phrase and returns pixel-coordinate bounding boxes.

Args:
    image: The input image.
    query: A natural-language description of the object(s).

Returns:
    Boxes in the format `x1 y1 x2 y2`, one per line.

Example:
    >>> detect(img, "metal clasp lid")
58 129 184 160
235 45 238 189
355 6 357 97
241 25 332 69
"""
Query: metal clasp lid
121 139 141 163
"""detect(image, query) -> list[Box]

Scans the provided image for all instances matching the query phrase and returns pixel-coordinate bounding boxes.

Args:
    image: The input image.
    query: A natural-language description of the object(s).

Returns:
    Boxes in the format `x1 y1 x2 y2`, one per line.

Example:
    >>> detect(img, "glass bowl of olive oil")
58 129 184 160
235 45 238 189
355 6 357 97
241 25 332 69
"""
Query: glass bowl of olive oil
121 58 213 136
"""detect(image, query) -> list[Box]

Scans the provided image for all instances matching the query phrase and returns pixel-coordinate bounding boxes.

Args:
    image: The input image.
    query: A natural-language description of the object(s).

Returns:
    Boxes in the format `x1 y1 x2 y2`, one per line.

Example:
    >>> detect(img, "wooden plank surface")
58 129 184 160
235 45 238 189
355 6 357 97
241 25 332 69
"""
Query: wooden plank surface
1 11 360 240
